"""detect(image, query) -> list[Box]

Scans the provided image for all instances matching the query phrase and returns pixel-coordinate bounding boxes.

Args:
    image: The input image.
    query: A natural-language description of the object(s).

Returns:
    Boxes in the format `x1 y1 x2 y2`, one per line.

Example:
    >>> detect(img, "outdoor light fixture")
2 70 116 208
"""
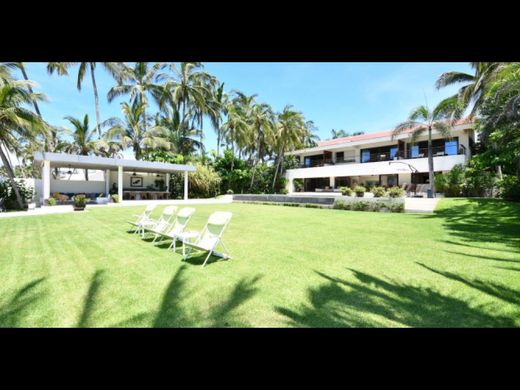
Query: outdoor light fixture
67 165 72 175
132 171 137 176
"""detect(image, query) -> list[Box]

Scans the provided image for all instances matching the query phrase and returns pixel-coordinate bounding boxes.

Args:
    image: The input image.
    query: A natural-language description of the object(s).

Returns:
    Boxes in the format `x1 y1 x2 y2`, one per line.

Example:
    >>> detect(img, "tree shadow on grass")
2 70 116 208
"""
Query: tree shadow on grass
276 269 517 328
417 263 520 306
115 265 261 327
77 270 105 328
424 199 520 253
0 278 46 327
444 250 520 264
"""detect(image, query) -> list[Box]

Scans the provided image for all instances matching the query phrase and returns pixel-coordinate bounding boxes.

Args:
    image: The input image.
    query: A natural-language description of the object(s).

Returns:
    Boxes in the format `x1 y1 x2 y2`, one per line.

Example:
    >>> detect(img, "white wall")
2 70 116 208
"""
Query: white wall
50 178 105 194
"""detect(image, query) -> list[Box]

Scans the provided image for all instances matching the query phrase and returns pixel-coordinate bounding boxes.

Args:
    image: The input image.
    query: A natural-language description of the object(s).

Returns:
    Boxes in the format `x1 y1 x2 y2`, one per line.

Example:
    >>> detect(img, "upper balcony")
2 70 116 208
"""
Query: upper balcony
297 144 466 168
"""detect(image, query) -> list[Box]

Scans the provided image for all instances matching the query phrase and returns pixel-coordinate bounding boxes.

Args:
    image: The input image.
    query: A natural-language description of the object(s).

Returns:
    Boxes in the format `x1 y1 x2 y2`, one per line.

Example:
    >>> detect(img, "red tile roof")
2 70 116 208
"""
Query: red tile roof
317 118 473 148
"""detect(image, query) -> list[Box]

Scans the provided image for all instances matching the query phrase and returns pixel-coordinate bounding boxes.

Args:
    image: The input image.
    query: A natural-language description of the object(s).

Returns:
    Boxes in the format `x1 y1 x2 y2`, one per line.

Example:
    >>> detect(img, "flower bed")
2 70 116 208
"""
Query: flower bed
333 197 405 213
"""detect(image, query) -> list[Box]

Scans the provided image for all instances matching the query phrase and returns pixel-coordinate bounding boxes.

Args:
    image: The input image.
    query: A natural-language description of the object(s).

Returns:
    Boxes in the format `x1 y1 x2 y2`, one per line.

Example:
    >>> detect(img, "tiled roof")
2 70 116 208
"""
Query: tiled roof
317 118 473 148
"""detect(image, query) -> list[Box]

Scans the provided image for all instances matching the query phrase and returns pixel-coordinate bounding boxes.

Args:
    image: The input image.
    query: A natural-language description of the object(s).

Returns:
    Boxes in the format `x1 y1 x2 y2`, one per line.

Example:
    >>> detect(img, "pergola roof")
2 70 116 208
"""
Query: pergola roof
33 152 196 173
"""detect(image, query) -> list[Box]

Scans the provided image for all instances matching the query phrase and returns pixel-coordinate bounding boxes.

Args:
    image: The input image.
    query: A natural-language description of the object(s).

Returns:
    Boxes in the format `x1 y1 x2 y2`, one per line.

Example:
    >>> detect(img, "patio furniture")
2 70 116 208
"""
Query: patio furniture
128 204 157 233
140 206 178 238
179 211 233 267
150 207 196 247
96 193 110 204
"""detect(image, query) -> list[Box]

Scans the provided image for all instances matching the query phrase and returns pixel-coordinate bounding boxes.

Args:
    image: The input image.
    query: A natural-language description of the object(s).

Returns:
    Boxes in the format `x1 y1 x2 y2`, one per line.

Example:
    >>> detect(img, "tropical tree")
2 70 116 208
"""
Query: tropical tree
392 99 463 197
271 105 307 189
331 129 348 139
155 107 201 158
62 114 106 180
47 62 123 136
248 102 275 190
0 68 47 208
304 120 320 147
107 62 165 134
208 82 227 156
221 101 249 171
435 62 505 115
106 100 170 160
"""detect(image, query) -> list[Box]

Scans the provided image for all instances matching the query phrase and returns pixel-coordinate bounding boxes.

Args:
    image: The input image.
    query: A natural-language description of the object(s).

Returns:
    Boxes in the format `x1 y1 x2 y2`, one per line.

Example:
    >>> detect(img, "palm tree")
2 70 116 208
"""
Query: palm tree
331 129 348 139
155 106 202 158
208 82 227 156
106 100 170 160
47 62 123 136
435 62 505 116
304 120 320 147
0 69 47 208
271 105 307 189
221 101 249 171
249 103 275 190
392 99 463 197
62 114 106 180
107 62 165 135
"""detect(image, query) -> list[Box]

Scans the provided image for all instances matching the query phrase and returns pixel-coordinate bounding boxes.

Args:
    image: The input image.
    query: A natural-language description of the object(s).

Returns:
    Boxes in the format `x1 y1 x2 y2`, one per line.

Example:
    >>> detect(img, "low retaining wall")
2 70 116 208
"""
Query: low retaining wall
233 194 336 205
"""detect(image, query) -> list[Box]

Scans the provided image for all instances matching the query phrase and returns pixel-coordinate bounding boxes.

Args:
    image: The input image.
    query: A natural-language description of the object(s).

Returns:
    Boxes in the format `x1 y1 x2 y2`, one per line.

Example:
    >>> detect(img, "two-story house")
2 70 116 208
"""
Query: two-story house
285 119 475 193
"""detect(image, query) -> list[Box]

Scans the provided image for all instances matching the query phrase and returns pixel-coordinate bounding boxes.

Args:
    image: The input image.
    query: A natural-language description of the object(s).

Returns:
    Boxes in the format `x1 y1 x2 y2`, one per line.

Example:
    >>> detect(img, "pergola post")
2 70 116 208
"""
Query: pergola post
105 169 110 196
42 160 51 203
118 165 123 203
184 170 188 200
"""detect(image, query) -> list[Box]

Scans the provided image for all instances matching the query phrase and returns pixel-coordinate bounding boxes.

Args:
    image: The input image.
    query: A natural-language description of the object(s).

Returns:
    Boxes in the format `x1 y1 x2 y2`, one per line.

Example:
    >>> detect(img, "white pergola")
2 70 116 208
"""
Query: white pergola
33 152 196 202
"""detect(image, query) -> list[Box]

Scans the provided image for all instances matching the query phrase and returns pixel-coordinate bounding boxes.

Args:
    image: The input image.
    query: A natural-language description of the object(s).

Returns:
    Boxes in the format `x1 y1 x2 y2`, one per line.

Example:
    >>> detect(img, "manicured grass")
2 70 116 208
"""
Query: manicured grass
1 198 519 327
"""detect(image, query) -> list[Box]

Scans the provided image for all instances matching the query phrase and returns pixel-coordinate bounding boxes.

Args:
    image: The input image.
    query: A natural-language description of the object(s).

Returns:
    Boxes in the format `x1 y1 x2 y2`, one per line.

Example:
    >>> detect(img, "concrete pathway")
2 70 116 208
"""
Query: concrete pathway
0 196 233 219
404 197 440 213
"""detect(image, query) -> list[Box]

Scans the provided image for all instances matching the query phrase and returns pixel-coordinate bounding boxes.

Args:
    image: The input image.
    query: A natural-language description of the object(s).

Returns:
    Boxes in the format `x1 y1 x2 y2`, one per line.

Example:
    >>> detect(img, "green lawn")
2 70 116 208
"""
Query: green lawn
1 198 519 327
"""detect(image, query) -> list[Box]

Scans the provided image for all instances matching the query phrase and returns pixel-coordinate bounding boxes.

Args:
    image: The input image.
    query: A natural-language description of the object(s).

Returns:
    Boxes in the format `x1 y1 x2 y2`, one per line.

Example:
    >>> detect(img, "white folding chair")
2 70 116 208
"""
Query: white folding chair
180 211 233 267
150 207 196 247
140 206 178 238
128 204 157 234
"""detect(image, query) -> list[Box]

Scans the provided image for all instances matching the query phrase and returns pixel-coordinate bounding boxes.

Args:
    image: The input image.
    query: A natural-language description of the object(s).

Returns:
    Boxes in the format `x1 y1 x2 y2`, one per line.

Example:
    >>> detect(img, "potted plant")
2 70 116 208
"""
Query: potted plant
72 194 87 211
354 185 366 198
340 186 352 196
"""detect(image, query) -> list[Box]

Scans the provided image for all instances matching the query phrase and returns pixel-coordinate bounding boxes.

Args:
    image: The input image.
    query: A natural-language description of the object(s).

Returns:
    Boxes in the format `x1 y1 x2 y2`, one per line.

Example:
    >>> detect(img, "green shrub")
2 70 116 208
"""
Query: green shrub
111 194 119 203
304 203 320 208
0 179 34 210
73 194 87 208
351 200 370 211
388 186 405 198
371 186 387 198
293 179 303 192
354 185 366 197
498 175 520 201
226 189 234 194
340 187 352 196
388 202 405 213
333 199 346 209
47 197 57 206
369 201 383 211
280 188 289 195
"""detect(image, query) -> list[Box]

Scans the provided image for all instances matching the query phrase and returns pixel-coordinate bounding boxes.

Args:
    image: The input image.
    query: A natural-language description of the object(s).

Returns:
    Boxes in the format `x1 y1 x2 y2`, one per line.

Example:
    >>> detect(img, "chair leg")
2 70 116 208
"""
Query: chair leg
202 251 213 268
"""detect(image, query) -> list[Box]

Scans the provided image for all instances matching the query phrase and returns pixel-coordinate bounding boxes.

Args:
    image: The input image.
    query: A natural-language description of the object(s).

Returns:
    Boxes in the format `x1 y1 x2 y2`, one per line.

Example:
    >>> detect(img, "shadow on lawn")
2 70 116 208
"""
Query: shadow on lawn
428 199 520 253
115 265 262 327
276 269 517 327
0 278 46 327
77 270 105 328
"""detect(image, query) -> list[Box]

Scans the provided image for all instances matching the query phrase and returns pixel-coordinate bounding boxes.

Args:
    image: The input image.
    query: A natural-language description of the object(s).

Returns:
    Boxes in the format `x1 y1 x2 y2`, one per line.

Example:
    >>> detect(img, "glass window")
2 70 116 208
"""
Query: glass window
390 147 398 159
445 140 458 155
411 145 419 158
361 150 371 163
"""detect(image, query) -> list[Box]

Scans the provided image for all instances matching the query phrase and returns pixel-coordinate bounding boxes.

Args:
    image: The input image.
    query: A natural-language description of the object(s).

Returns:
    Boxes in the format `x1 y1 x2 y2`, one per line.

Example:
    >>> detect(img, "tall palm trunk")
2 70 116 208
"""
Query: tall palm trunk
216 120 221 157
84 169 89 181
90 63 102 137
0 143 24 209
427 126 435 198
199 112 204 158
272 146 284 190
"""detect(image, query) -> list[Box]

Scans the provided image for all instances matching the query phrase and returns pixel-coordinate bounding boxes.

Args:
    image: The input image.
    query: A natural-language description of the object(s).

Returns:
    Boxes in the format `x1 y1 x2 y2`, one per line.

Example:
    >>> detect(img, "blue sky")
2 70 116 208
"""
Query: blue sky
22 62 472 158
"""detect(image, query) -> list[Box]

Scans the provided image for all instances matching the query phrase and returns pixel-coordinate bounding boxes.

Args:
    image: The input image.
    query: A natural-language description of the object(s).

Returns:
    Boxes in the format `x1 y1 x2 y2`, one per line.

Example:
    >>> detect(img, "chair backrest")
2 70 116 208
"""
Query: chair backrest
196 211 233 250
168 207 196 235
162 206 178 222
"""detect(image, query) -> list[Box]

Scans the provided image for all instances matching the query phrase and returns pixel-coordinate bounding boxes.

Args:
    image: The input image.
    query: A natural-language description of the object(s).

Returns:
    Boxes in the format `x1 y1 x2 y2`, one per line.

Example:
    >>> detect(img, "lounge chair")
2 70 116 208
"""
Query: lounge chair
139 206 178 238
128 204 157 234
149 207 196 246
180 211 233 268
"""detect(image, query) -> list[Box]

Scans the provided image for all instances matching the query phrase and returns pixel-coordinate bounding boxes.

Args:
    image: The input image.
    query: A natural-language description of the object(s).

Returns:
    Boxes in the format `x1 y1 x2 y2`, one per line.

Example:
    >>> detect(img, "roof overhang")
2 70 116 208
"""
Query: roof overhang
286 123 474 156
33 152 196 173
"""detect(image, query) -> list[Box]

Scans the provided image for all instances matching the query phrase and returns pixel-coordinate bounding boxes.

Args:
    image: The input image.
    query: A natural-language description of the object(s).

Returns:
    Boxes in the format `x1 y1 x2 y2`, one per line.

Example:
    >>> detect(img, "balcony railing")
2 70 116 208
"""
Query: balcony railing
296 146 466 169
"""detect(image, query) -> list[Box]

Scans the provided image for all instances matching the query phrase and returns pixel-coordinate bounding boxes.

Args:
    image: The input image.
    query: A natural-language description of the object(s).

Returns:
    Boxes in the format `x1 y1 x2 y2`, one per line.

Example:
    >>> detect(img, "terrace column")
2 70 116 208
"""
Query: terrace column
288 178 294 193
184 171 188 200
330 177 335 189
42 160 50 202
105 169 110 195
118 165 123 203
166 173 170 193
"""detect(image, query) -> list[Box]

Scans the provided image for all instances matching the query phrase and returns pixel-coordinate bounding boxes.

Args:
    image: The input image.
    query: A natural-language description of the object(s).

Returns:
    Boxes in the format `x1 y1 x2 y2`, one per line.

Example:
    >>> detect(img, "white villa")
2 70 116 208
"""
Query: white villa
285 119 475 194
32 152 196 205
